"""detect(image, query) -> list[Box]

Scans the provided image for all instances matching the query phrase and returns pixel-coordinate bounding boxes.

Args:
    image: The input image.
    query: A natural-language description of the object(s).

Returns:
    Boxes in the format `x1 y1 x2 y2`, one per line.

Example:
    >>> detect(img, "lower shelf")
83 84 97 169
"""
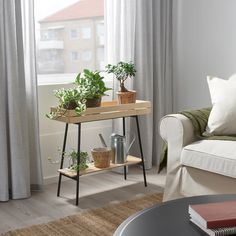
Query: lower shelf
58 155 142 178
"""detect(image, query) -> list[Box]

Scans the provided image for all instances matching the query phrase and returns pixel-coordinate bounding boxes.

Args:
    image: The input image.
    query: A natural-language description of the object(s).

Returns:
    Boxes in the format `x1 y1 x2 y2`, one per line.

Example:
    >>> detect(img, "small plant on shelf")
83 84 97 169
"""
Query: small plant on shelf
48 149 89 172
105 61 136 92
105 61 136 104
66 150 89 172
46 87 86 119
75 69 111 107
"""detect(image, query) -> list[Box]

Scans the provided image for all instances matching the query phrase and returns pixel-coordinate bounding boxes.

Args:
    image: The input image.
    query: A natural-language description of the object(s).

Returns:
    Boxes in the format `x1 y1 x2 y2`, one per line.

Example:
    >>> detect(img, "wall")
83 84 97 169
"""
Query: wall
173 0 236 112
38 81 112 184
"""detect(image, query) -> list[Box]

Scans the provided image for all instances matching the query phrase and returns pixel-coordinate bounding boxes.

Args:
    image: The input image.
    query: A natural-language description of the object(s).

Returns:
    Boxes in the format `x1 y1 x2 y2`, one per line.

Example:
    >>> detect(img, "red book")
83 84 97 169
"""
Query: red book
189 200 236 229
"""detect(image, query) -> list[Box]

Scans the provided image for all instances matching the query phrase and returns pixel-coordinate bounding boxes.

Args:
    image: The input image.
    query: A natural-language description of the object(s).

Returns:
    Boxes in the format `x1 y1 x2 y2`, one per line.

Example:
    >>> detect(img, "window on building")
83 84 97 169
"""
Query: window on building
70 51 80 61
70 29 78 39
82 27 91 39
82 50 92 61
34 0 104 84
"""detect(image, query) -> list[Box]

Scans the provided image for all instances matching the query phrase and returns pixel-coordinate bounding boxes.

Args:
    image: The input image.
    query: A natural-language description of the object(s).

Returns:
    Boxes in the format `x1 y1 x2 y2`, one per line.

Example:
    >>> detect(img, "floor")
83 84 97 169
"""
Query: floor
0 166 165 234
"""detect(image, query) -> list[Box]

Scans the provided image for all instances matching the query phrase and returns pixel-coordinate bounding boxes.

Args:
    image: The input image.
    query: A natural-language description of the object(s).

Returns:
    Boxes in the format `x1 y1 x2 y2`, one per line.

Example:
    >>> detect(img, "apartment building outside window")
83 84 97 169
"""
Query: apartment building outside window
70 29 79 39
34 0 104 82
82 27 91 39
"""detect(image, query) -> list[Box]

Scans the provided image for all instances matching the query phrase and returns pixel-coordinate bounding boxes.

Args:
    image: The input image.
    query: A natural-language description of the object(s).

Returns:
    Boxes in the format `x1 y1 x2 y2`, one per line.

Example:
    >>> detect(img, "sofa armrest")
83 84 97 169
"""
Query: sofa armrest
160 114 196 148
159 114 197 200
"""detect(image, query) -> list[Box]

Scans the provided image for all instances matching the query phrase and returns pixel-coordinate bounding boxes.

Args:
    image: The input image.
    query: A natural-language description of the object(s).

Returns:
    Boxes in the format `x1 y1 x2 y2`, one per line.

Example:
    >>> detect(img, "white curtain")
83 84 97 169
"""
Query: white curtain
105 0 173 169
0 0 43 201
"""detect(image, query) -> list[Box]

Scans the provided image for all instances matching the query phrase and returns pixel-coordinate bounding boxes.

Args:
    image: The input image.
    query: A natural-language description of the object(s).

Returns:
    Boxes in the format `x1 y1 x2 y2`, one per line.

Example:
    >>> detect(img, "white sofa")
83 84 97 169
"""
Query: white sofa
160 114 236 201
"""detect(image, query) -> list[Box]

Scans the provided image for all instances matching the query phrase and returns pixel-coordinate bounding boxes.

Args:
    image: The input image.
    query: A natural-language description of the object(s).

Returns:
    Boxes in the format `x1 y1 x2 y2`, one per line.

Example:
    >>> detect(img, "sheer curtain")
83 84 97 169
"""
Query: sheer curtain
0 0 43 201
105 0 173 169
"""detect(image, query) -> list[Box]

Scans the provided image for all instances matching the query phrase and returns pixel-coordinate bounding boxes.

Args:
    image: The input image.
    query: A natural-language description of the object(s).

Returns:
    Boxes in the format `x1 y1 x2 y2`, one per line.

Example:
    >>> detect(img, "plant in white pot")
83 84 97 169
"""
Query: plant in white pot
105 61 137 104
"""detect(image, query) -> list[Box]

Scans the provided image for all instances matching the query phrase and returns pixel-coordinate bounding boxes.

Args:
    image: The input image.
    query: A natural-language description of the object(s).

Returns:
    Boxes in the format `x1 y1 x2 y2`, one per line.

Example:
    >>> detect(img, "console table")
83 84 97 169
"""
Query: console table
51 100 151 205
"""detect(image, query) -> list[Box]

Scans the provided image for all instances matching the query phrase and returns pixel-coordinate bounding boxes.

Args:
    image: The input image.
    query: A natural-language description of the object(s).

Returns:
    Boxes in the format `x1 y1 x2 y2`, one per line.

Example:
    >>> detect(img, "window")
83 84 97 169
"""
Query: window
82 27 91 39
34 0 104 83
70 51 80 61
70 29 78 39
82 51 92 61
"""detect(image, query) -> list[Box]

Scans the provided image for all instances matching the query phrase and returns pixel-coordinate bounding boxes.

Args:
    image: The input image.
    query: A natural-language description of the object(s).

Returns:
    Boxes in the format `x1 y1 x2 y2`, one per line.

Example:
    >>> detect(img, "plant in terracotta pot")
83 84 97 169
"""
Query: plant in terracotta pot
105 61 137 104
46 87 86 119
75 69 111 107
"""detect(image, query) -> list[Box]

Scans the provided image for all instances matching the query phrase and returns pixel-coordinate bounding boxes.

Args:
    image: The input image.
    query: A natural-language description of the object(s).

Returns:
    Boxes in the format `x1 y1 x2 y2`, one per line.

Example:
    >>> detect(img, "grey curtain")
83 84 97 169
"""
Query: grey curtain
105 0 173 169
0 0 43 201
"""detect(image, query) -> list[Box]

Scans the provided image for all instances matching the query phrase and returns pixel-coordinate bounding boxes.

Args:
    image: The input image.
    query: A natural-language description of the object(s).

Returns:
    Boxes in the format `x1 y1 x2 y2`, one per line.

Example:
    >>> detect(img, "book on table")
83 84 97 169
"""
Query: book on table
190 218 236 236
189 200 236 236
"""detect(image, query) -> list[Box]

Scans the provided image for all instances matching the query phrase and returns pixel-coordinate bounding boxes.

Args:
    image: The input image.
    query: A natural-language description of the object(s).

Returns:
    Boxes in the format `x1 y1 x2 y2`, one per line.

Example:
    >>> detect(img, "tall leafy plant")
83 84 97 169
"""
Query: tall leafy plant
75 69 111 99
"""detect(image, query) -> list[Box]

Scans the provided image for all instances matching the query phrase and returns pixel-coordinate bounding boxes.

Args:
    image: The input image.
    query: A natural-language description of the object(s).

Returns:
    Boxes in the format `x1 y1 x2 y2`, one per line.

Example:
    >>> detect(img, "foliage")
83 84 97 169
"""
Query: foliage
46 69 112 119
105 61 136 92
67 150 89 171
75 69 111 99
46 87 86 119
48 149 89 171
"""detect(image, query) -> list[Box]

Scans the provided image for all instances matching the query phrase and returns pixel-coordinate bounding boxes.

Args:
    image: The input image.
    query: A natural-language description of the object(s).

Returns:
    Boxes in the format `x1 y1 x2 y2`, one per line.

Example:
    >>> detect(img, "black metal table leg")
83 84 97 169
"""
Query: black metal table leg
76 123 81 206
135 116 147 187
123 117 127 180
57 123 69 197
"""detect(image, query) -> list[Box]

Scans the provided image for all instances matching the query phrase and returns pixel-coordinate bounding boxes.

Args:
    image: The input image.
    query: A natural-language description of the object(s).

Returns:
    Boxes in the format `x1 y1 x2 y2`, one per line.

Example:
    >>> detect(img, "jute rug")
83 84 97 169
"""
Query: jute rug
2 193 163 236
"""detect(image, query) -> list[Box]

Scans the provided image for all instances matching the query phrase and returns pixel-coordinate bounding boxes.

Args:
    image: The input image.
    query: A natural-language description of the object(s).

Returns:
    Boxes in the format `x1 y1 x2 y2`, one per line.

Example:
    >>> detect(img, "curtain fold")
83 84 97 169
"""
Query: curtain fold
0 0 43 201
105 0 173 169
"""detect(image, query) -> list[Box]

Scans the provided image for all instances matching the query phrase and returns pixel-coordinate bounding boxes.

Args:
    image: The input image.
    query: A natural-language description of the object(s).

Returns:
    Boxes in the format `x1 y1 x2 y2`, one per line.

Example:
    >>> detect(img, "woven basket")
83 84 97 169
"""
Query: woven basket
91 148 111 168
117 90 137 104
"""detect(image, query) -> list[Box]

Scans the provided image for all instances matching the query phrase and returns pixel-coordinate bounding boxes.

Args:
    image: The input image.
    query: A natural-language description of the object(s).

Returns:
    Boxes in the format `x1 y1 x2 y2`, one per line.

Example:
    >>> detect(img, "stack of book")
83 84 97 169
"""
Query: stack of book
189 200 236 236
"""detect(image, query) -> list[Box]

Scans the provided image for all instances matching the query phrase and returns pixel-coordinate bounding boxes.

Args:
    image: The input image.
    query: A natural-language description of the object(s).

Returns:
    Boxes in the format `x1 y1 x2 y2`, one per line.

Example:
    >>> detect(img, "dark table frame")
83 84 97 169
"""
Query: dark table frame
57 115 147 206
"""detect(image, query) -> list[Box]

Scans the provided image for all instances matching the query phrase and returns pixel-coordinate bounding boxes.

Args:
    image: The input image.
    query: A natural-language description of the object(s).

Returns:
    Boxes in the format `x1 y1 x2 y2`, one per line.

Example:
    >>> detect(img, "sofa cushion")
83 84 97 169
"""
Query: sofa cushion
180 140 236 178
206 76 236 135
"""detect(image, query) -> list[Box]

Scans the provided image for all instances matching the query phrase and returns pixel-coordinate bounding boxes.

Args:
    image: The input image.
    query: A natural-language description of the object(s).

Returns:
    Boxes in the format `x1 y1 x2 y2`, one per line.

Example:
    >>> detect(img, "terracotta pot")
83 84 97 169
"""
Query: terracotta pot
116 90 137 104
86 97 102 108
91 148 111 168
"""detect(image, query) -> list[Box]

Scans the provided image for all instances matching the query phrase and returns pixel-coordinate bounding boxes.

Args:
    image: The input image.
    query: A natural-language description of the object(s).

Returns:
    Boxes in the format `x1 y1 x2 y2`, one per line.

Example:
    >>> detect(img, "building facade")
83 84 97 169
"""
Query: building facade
37 0 104 74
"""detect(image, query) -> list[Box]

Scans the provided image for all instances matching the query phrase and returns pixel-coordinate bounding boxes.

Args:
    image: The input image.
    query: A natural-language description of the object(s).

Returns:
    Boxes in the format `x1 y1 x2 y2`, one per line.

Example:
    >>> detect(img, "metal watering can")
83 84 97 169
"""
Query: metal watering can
99 133 135 164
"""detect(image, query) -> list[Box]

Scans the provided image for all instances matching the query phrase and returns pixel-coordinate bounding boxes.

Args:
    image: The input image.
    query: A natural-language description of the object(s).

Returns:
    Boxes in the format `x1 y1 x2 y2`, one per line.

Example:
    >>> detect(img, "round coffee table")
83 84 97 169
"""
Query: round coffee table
114 194 236 236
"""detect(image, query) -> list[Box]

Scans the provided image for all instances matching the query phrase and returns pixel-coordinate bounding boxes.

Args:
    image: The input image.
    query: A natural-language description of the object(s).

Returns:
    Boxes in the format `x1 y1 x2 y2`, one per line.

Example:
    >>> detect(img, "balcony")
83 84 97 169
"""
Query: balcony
38 40 64 50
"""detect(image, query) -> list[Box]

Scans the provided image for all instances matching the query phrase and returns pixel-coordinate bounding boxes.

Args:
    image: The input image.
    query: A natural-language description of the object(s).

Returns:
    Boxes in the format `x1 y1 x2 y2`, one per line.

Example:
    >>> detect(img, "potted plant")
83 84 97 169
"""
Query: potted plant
67 150 89 172
48 149 89 172
105 61 137 104
46 87 86 119
75 69 111 107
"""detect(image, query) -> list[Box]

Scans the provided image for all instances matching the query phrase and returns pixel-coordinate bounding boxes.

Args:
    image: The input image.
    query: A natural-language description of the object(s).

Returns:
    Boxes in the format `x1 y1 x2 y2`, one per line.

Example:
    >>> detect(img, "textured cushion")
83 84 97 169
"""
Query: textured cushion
180 140 236 178
206 76 236 135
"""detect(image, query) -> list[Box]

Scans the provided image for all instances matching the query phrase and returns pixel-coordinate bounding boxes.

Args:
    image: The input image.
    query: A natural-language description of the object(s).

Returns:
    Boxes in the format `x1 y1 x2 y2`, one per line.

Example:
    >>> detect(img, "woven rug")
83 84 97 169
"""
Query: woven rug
2 193 163 236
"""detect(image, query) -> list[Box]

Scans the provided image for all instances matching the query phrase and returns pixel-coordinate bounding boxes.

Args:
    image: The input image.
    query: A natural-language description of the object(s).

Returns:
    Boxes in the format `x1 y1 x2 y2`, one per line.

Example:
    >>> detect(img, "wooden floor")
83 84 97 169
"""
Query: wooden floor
0 166 165 234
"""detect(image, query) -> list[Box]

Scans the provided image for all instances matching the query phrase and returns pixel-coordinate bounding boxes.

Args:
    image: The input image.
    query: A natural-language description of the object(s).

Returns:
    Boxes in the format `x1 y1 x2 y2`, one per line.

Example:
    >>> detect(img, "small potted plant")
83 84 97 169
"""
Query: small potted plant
48 149 89 172
67 150 89 172
105 61 137 104
46 87 86 119
75 69 111 107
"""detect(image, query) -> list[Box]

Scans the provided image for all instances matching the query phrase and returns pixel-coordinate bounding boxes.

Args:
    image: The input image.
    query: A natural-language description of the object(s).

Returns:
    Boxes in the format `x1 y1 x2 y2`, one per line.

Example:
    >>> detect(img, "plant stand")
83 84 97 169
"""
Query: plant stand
52 100 151 206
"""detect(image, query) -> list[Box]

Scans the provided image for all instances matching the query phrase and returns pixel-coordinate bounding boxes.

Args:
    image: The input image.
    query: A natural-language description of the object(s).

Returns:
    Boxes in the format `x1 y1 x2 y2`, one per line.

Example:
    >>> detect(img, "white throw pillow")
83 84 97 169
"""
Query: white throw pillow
206 76 236 135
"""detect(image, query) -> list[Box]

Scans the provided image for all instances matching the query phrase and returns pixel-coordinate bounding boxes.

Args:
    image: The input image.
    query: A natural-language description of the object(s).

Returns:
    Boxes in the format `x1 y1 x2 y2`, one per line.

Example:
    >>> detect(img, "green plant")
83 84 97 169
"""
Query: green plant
75 69 111 99
105 61 136 92
48 149 89 171
67 150 89 171
46 87 86 119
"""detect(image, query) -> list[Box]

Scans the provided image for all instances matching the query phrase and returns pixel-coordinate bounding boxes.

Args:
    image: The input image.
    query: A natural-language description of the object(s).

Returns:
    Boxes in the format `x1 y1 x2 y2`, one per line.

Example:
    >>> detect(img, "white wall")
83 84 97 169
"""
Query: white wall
173 0 236 111
38 82 113 184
